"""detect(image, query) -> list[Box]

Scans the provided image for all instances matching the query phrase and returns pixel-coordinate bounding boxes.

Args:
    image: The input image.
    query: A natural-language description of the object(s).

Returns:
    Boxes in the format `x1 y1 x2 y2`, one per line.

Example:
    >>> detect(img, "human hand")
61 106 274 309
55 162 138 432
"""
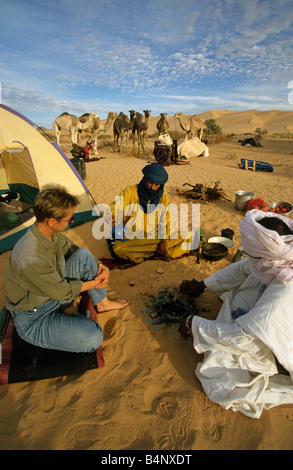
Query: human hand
95 263 110 288
179 279 205 297
156 239 169 256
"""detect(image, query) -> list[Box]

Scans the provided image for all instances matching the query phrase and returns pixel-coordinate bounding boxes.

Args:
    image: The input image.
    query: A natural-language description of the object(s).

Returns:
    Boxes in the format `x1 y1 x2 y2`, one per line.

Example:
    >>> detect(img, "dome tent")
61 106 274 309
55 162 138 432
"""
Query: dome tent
0 104 98 254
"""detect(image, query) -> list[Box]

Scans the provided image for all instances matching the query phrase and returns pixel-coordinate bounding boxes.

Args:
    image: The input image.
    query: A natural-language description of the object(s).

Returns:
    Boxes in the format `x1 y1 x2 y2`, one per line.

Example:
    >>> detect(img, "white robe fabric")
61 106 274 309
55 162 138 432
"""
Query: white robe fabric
240 209 293 284
192 258 293 418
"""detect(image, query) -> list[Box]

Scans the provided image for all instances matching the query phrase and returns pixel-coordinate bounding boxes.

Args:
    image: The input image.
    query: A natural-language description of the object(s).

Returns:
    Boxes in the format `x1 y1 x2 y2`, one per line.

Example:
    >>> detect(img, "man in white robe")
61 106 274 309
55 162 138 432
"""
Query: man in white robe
179 210 293 418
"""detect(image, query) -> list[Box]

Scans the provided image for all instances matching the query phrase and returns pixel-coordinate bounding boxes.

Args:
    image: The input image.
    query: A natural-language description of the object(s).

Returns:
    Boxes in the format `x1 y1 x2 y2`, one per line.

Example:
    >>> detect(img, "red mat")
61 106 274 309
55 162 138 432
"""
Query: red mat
0 293 104 384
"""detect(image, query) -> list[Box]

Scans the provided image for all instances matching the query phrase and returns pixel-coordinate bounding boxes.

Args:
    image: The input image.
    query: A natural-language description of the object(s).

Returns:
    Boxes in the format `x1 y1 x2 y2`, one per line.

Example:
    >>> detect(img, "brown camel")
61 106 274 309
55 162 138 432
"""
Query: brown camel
78 111 117 154
174 112 204 141
132 109 151 155
128 109 136 133
156 113 169 135
113 110 136 152
53 112 81 147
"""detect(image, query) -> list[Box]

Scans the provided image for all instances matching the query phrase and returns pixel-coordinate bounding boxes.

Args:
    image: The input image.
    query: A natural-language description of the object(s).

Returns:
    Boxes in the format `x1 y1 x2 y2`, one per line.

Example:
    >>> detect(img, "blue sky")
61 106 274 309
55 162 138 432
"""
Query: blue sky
1 0 293 128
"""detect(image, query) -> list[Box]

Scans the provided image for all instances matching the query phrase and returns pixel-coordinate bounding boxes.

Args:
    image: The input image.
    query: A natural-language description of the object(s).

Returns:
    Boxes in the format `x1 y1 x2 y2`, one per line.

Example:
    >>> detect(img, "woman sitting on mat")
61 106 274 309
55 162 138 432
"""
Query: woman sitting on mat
4 183 130 354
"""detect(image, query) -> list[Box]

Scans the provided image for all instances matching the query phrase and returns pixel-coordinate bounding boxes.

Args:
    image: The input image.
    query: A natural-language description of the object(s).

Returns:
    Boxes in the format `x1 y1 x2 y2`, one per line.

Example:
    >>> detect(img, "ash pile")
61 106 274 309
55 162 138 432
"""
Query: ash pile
143 286 205 325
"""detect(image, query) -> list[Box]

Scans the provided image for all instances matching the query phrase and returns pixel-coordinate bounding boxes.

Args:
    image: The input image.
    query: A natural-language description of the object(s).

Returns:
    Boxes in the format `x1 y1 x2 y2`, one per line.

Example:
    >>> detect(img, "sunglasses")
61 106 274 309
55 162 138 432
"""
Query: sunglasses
61 215 75 225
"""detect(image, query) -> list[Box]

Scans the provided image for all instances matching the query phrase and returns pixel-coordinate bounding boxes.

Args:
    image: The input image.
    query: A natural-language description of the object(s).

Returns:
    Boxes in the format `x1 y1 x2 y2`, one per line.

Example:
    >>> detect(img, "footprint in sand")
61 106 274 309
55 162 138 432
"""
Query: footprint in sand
157 421 190 450
37 379 61 412
195 393 221 442
162 354 181 377
152 393 179 420
154 401 195 449
124 386 146 412
106 372 128 393
38 376 83 412
65 420 141 450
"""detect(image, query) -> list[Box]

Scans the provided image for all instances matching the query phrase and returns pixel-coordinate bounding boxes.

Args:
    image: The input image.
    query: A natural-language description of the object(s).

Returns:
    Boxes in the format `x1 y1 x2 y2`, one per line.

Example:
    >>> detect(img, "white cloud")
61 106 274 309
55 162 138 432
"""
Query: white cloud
1 0 293 126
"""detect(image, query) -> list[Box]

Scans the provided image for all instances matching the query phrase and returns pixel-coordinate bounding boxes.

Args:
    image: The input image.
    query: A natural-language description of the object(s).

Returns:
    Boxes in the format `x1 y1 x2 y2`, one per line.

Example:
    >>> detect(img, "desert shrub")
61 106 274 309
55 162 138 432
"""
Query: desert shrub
204 118 222 135
255 128 268 135
270 133 293 139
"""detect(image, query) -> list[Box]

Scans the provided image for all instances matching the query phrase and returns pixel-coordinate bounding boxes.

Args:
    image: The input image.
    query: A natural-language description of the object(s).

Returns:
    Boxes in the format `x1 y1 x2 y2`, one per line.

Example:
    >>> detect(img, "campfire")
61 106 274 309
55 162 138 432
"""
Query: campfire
143 286 205 325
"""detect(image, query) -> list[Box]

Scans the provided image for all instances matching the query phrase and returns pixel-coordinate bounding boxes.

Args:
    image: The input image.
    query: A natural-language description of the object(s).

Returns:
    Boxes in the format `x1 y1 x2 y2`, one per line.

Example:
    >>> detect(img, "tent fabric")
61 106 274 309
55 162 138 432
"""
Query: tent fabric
0 104 97 254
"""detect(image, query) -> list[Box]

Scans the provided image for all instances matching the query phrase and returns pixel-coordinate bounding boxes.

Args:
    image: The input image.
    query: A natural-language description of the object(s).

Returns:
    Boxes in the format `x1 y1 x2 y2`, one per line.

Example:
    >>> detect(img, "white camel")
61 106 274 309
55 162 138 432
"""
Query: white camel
77 111 117 154
75 112 101 154
174 112 204 141
53 112 81 147
177 136 209 159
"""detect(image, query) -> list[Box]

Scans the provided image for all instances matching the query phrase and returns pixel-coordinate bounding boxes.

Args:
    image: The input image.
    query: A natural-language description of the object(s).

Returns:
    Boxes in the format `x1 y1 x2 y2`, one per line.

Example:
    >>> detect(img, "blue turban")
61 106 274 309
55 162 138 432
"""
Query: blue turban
142 163 168 184
138 164 168 213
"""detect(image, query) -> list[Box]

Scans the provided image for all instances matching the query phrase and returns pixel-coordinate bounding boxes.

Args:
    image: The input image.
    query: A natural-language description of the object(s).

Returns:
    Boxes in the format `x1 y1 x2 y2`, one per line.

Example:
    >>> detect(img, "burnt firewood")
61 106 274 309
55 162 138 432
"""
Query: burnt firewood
176 181 230 203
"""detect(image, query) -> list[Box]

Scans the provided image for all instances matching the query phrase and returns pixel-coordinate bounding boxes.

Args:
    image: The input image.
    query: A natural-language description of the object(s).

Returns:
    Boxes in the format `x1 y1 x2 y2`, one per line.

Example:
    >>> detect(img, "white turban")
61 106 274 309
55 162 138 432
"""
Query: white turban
240 209 293 284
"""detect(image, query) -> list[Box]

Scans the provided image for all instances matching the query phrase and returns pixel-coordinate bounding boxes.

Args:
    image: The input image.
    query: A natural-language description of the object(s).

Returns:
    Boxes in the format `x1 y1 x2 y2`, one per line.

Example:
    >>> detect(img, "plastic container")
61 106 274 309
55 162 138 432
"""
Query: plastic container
70 157 86 180
221 228 234 240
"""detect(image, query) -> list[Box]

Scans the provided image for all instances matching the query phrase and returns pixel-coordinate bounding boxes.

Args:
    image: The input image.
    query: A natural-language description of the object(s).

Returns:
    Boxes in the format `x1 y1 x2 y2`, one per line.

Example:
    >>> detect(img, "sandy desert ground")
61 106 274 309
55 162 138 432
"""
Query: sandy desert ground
0 110 293 451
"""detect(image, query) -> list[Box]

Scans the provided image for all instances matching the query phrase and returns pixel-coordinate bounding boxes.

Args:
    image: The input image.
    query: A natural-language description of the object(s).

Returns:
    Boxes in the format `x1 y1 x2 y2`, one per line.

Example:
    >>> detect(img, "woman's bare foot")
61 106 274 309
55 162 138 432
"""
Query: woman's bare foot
63 296 82 315
96 297 130 313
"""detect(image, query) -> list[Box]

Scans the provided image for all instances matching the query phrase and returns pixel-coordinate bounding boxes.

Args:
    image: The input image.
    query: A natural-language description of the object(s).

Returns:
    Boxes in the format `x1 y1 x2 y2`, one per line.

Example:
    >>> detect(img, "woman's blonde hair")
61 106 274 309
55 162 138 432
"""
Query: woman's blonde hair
33 184 80 222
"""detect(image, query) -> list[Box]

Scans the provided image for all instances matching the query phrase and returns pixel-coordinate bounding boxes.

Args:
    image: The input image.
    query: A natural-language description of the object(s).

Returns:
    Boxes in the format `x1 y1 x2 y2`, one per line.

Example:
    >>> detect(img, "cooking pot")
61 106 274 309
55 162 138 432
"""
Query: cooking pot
202 242 228 261
269 201 293 218
235 191 255 212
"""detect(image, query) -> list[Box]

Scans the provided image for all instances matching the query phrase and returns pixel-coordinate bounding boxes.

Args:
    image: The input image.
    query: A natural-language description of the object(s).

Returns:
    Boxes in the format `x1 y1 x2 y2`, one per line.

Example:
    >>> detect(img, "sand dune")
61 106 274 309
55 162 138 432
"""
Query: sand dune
91 109 293 139
1 110 293 450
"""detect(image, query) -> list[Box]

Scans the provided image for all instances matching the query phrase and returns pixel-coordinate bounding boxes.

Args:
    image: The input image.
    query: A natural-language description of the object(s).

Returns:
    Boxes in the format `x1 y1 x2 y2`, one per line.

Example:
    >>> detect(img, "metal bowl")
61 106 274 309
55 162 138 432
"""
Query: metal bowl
208 236 234 248
202 242 228 261
269 201 293 218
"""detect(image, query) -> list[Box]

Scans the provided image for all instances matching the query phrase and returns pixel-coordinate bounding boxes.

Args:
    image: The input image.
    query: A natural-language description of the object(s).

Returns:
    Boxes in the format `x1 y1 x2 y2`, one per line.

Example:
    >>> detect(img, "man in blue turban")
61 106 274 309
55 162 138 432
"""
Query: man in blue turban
137 163 168 213
109 163 191 264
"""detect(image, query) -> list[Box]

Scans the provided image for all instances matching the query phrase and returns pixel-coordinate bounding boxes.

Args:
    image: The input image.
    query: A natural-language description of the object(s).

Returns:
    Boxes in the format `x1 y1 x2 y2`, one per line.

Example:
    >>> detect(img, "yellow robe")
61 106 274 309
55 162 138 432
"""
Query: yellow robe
109 184 191 264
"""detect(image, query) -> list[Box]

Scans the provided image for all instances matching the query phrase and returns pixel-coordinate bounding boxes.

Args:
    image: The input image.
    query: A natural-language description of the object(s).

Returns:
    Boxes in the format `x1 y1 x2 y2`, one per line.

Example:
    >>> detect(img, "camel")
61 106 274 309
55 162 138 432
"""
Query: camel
128 109 136 133
113 110 136 152
53 112 81 147
174 112 204 141
98 111 118 133
78 111 117 154
177 136 209 159
132 109 151 155
75 112 101 154
156 113 169 135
